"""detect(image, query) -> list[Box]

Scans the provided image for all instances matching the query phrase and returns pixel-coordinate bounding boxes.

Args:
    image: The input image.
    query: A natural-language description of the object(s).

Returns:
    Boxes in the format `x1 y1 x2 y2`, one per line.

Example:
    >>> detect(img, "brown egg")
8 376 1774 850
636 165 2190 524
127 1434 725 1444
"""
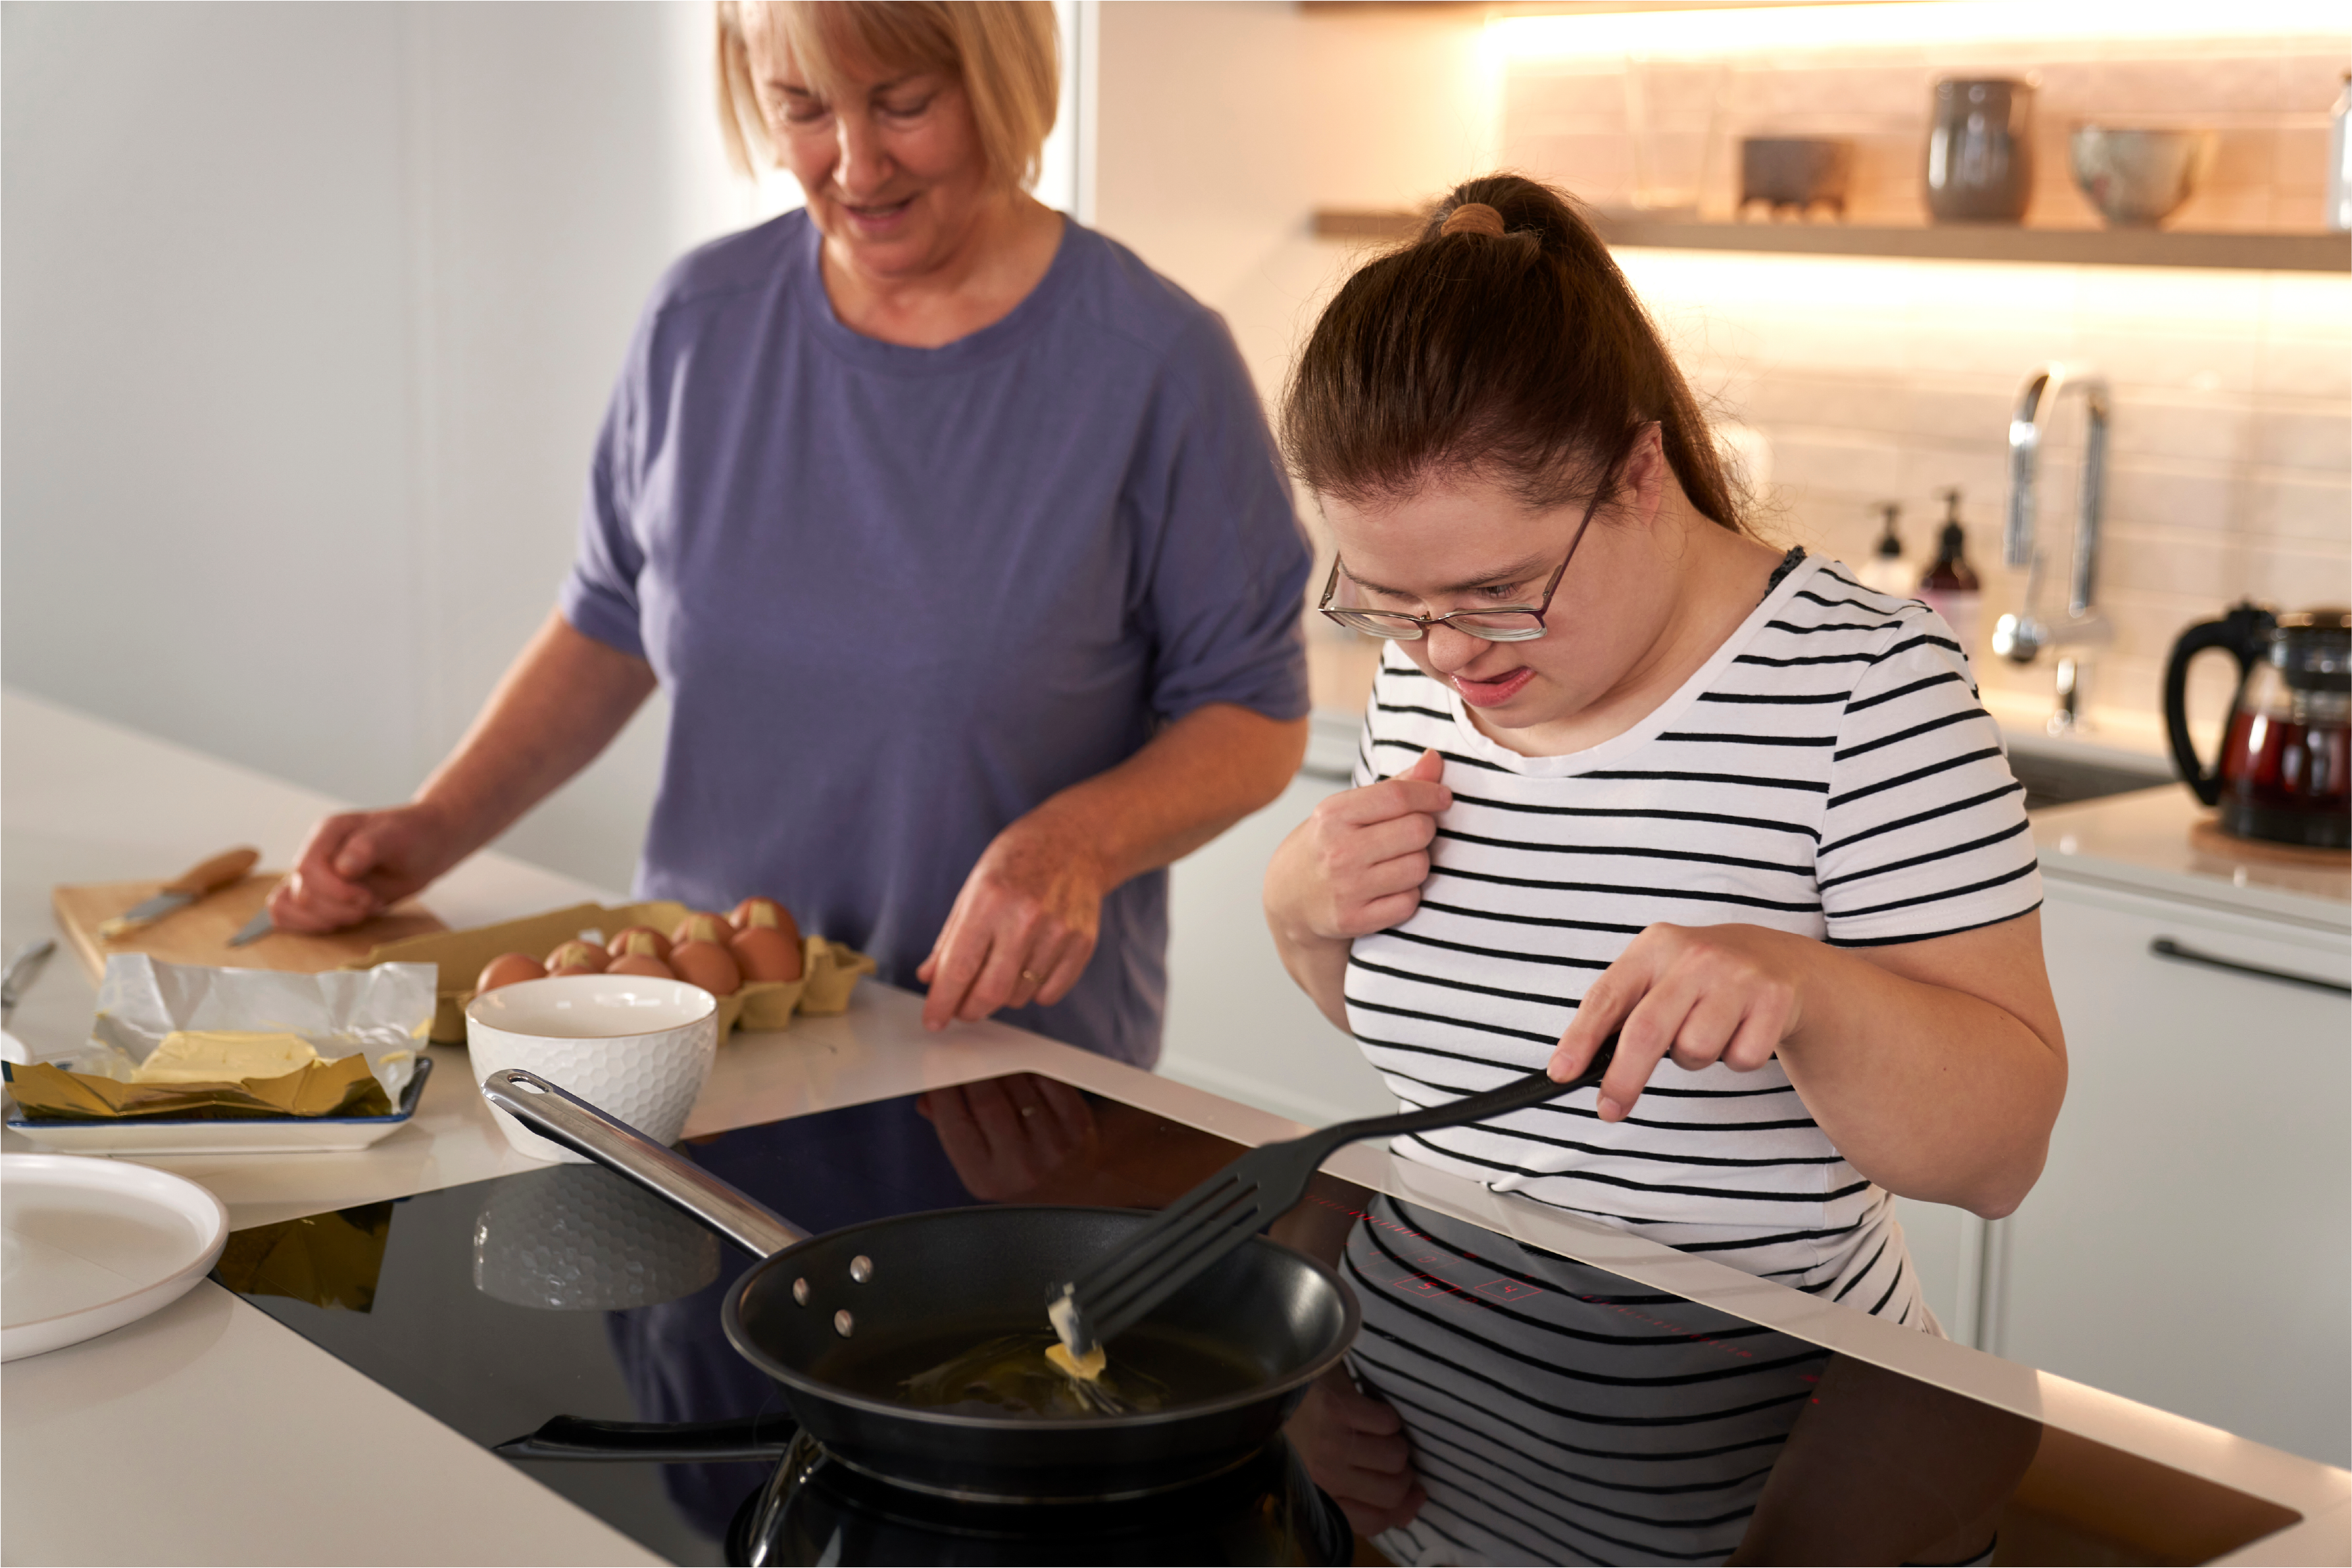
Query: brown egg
668 939 741 996
671 912 731 948
730 925 805 984
545 939 607 974
605 953 676 981
730 897 787 931
733 897 803 948
475 952 546 994
606 925 671 962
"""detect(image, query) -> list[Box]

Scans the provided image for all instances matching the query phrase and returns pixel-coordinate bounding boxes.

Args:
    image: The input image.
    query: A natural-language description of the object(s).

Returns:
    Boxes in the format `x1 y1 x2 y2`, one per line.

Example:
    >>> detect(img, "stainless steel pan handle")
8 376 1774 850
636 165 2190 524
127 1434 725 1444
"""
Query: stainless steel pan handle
481 1068 806 1258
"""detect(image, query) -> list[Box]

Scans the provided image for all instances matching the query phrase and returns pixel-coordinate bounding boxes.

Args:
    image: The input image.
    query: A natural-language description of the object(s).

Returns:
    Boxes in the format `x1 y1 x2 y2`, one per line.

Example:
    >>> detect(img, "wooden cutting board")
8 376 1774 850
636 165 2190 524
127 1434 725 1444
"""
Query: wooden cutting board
52 874 446 982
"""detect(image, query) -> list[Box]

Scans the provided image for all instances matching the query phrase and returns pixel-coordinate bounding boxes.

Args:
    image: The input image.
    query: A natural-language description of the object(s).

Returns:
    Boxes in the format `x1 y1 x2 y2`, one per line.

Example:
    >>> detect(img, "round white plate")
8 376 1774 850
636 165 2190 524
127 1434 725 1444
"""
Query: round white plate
1 1153 229 1362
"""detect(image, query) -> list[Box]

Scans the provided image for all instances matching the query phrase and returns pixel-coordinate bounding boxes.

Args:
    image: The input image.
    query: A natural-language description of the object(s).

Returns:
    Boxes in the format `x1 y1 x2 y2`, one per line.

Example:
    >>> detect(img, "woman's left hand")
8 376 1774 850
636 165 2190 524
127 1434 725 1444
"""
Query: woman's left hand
1549 922 1809 1122
917 815 1106 1029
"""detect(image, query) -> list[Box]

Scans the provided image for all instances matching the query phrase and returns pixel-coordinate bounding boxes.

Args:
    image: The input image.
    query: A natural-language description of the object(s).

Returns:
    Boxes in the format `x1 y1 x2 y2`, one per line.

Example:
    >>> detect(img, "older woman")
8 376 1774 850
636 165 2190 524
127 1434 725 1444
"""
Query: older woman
270 1 1311 1068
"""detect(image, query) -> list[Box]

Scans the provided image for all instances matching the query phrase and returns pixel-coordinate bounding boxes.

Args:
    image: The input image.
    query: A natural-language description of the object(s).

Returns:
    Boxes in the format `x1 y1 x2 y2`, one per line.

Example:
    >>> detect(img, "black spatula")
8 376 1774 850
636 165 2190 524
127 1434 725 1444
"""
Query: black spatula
1052 1034 1619 1360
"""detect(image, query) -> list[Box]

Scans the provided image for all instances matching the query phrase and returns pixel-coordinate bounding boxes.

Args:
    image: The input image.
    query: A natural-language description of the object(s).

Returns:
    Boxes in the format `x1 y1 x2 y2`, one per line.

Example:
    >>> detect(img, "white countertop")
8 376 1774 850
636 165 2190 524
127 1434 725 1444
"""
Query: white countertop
3 686 2345 1565
2031 784 2351 931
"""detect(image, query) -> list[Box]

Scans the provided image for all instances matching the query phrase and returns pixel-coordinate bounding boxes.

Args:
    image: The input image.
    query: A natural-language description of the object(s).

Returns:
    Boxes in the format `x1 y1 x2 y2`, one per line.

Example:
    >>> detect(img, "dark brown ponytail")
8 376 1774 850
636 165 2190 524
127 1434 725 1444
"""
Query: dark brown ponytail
1282 173 1748 532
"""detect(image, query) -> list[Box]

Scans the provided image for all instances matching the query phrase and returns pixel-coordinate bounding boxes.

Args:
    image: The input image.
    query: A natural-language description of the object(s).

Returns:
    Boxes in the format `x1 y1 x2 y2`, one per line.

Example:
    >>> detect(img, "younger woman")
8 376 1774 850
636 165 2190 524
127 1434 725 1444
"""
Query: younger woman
1265 176 2063 1564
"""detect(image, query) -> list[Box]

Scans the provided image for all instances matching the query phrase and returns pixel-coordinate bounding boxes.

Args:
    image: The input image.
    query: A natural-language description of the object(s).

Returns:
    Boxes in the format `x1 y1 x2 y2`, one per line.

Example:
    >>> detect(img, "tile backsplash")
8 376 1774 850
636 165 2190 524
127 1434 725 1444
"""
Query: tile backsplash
1618 250 2350 751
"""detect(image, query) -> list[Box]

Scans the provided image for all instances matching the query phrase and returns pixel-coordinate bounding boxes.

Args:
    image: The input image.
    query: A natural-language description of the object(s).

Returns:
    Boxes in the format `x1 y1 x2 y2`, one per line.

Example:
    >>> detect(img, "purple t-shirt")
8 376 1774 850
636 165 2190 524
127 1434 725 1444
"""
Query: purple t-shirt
560 212 1310 1067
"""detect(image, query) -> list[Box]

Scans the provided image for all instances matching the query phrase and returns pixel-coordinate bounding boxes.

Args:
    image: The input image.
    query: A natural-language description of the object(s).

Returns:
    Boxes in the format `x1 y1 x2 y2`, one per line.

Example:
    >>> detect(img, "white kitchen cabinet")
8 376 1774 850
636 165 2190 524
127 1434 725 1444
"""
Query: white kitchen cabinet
1162 737 1397 1127
1892 1193 1986 1344
1994 874 2351 1466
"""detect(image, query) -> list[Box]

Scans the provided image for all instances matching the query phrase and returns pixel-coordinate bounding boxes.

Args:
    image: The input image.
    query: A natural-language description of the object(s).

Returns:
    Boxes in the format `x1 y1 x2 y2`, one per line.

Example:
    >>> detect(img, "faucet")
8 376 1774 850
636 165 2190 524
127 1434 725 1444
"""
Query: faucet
1991 362 2112 735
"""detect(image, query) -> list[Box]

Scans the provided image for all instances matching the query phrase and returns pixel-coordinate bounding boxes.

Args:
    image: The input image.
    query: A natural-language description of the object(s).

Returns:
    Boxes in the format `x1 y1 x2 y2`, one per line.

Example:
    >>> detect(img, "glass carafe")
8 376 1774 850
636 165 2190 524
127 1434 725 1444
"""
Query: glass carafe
2168 605 2351 848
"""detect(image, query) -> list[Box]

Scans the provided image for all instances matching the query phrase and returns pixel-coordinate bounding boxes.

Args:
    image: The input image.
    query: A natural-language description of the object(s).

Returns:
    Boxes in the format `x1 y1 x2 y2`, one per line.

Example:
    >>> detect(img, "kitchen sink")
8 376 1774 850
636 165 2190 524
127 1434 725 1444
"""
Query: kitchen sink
2006 744 2175 813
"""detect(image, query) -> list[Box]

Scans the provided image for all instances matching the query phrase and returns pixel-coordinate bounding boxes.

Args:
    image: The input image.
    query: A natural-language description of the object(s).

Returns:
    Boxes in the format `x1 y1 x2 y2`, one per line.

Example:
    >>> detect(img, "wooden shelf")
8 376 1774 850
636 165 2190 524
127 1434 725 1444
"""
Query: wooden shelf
1311 209 2352 272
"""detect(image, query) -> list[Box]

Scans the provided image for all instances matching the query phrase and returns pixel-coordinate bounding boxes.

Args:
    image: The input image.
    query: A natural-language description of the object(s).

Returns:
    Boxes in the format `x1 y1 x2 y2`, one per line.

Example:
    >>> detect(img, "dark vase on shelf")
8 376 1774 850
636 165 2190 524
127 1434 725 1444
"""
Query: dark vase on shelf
1926 77 2035 223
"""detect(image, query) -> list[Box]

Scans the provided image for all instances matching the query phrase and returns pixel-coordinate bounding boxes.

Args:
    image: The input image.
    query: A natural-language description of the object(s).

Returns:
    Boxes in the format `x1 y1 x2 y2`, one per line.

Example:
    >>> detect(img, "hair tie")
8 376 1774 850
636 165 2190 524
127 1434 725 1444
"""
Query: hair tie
1438 202 1507 239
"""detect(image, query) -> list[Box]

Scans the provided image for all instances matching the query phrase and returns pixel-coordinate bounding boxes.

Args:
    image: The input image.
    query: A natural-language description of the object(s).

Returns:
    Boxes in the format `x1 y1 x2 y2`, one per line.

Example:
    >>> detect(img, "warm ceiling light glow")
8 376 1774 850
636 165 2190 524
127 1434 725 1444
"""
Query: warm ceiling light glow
1488 1 2352 62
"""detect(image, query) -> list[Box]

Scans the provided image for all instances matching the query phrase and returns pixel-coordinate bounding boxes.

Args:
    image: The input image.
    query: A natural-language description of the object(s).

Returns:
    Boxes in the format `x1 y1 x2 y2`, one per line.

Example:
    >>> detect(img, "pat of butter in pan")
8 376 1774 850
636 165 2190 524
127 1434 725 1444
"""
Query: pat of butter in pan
1044 1341 1107 1382
130 1030 321 1084
1045 1288 1107 1382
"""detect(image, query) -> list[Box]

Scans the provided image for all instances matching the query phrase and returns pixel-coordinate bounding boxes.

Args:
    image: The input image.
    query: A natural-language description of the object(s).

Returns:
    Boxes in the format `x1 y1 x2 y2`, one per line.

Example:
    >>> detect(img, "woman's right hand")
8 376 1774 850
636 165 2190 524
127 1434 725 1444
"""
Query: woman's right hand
1263 747 1451 1029
1266 747 1452 944
1287 1366 1427 1538
267 613 659 935
265 803 464 933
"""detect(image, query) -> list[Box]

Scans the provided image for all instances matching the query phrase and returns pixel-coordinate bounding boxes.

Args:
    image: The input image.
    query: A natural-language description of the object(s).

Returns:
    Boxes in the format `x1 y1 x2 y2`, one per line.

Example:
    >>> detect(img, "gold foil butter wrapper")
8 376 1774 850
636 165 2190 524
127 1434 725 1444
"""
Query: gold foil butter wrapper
3 1051 393 1121
1 954 434 1120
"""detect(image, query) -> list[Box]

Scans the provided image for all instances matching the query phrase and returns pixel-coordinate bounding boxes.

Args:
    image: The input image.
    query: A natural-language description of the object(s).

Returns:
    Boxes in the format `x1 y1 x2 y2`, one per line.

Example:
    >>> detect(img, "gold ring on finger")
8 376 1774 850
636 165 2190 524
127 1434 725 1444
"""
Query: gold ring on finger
1019 969 1043 984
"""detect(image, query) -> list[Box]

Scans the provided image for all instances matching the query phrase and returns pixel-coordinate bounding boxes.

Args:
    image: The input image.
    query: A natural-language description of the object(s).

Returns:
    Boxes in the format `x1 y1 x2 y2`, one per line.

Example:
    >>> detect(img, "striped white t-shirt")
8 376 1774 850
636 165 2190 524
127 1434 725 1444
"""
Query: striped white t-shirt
1344 552 2042 1320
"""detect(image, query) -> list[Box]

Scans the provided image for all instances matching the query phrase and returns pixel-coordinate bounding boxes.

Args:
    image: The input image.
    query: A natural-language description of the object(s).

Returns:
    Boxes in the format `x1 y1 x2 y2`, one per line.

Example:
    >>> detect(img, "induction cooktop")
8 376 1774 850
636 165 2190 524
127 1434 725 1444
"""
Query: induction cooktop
211 1074 2299 1566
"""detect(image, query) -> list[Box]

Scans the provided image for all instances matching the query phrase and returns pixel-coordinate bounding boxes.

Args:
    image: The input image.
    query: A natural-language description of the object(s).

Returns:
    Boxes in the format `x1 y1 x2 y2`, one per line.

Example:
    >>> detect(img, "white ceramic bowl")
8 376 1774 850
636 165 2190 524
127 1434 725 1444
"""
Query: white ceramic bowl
466 975 718 1164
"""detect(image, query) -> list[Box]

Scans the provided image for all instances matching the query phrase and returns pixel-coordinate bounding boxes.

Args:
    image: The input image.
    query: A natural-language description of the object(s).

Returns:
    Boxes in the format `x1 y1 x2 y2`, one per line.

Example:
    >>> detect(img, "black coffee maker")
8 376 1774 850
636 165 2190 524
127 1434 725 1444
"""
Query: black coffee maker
2165 604 2351 848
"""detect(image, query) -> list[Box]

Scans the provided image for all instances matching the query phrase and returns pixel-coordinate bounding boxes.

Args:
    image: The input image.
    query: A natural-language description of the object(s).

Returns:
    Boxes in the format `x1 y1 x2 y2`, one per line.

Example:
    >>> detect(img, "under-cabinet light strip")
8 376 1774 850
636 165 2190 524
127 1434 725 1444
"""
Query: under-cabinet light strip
1489 0 2351 62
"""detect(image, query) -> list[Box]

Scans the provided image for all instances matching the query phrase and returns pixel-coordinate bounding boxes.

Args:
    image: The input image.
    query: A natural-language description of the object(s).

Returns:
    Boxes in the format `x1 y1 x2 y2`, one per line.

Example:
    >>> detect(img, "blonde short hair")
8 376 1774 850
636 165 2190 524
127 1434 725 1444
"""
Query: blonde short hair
716 1 1059 191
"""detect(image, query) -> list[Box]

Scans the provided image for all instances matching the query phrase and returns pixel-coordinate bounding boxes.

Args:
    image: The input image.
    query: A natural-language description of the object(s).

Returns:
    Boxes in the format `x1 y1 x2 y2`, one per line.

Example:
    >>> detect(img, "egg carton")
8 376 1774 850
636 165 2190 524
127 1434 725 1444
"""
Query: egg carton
346 899 875 1045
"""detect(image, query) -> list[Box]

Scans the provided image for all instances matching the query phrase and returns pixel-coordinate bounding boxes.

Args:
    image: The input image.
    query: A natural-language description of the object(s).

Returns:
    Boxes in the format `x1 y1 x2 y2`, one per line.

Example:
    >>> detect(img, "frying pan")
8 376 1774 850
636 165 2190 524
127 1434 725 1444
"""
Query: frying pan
480 1069 1361 1501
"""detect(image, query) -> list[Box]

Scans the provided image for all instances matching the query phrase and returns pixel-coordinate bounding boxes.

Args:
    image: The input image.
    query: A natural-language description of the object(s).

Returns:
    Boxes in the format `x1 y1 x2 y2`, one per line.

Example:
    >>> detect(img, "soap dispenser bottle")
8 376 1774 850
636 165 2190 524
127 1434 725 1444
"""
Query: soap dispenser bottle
1919 486 1983 657
1858 502 1910 596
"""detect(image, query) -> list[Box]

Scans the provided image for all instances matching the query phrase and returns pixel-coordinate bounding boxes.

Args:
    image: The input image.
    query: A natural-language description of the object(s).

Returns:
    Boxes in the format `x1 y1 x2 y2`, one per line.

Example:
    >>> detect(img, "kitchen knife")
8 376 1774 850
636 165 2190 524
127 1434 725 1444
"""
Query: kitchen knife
1 938 56 1025
227 907 275 948
96 846 261 937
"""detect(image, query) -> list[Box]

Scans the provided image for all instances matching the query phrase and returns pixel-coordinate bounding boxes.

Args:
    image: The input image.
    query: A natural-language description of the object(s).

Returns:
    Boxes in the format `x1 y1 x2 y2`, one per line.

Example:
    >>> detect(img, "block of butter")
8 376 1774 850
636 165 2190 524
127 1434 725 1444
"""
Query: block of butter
130 1030 321 1085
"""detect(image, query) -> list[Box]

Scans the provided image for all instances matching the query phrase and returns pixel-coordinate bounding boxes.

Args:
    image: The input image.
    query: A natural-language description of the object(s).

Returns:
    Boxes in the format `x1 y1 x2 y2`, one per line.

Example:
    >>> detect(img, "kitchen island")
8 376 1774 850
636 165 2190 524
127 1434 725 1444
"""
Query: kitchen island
3 688 2346 1565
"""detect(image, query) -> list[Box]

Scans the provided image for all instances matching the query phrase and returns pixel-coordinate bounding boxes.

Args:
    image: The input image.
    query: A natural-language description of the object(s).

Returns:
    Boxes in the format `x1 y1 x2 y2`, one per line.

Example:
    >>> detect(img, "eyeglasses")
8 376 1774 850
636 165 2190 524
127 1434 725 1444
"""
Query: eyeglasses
1317 490 1604 643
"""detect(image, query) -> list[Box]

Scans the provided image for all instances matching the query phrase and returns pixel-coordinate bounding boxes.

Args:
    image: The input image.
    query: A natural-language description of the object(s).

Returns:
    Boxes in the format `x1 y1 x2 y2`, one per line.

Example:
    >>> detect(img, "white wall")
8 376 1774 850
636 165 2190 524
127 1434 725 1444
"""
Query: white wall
5 3 426 800
1090 1 1492 407
1 1 790 893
